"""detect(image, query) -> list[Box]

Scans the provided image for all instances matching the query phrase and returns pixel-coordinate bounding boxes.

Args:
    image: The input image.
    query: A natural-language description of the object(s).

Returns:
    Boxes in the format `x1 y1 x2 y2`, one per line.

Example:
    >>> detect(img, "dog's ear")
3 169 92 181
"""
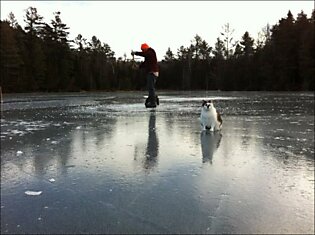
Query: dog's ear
202 100 206 106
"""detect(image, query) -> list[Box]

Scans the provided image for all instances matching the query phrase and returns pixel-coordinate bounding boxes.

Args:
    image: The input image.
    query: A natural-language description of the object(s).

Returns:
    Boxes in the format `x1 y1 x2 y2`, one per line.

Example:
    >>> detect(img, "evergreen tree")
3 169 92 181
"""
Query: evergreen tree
233 43 243 58
296 10 314 90
188 35 212 89
240 31 254 57
164 47 175 62
24 7 44 36
211 37 225 89
271 10 297 90
0 21 23 92
23 7 46 91
177 46 192 89
212 37 225 60
51 11 69 43
73 34 90 90
7 12 20 29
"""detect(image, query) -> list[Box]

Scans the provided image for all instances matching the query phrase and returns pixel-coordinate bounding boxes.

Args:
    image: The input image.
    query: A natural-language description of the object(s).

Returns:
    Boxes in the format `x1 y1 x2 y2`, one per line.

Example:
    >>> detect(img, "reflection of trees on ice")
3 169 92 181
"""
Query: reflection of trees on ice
200 131 222 164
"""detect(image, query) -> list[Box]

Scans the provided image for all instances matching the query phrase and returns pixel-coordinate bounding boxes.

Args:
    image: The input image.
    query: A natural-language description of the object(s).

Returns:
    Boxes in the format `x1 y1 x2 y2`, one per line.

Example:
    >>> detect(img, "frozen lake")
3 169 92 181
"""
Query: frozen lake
1 91 314 234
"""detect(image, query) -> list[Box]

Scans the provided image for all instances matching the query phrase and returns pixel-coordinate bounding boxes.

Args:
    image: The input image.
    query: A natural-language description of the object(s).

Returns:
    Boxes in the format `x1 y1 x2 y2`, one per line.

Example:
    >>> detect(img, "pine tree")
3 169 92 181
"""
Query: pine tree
23 7 46 91
240 31 254 57
0 21 23 92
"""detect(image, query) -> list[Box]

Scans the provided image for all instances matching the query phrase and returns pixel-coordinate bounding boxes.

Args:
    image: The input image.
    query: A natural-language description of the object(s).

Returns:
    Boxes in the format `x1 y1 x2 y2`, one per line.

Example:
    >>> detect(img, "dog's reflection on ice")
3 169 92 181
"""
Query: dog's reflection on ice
200 131 222 164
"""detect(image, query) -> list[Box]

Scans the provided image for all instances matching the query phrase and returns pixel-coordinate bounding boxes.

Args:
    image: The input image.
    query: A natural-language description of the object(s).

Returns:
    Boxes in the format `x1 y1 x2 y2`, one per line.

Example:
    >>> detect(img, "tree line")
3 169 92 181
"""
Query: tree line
1 7 314 93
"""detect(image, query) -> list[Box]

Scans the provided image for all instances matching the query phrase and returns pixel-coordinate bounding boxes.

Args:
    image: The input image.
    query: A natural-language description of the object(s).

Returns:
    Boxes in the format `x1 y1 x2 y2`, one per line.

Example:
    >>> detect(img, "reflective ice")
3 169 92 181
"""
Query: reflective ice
1 91 314 234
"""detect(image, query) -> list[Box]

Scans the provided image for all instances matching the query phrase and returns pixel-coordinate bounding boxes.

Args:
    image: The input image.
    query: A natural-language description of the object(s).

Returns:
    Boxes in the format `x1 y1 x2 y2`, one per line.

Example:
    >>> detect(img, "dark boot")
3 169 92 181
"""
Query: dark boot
145 96 156 108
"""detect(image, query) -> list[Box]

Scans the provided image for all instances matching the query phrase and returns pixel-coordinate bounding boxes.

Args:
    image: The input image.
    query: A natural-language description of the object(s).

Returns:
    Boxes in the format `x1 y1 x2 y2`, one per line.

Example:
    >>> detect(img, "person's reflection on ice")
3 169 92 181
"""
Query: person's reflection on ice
143 110 159 172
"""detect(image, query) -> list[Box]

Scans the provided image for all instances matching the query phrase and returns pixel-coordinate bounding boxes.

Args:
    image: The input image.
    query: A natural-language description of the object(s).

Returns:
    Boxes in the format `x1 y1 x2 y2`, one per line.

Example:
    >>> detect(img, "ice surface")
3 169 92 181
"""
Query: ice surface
1 91 314 234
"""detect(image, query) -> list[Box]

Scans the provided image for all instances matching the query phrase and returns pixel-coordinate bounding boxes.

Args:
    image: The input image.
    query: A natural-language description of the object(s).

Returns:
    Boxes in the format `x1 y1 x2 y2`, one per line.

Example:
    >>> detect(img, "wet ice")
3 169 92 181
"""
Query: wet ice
0 91 314 234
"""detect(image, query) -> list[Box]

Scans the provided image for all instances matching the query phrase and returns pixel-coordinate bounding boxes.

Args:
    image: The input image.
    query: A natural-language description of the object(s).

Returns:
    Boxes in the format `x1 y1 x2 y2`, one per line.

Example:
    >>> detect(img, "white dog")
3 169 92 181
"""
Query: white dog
200 100 222 131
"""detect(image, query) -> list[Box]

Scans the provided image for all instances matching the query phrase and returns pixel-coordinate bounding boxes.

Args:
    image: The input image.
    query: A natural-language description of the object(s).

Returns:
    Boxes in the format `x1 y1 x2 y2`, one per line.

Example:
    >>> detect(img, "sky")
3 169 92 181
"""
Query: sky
1 1 314 61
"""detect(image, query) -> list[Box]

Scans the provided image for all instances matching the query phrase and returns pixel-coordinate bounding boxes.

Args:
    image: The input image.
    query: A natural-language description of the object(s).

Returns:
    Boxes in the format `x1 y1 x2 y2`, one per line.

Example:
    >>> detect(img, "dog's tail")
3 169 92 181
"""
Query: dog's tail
217 112 223 127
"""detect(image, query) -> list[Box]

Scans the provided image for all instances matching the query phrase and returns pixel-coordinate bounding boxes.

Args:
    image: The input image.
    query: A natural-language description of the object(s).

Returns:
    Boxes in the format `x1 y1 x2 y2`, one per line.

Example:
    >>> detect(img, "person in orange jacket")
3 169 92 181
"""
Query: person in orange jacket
132 43 159 108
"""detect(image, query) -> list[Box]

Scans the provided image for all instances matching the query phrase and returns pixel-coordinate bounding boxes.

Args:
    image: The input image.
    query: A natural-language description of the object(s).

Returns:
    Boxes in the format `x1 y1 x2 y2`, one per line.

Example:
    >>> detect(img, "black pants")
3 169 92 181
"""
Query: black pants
147 73 157 102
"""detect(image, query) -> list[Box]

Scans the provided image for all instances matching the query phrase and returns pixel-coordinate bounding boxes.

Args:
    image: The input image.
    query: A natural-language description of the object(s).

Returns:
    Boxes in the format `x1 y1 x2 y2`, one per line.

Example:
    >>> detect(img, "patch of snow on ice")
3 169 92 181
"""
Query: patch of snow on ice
25 191 42 196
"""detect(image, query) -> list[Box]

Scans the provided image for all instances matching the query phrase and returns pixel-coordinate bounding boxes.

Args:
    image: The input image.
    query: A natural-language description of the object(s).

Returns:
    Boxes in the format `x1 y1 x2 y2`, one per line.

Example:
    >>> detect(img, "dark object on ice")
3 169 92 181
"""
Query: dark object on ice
145 96 159 108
